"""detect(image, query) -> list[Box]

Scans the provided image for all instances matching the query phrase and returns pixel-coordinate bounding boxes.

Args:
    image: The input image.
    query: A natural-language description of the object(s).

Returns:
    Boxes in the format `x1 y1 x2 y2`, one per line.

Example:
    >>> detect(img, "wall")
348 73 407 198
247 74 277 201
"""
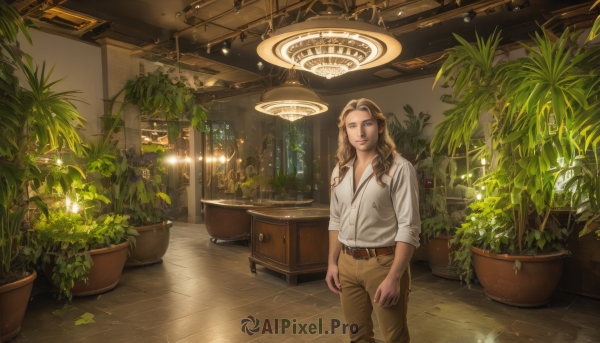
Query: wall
323 76 454 139
17 30 104 137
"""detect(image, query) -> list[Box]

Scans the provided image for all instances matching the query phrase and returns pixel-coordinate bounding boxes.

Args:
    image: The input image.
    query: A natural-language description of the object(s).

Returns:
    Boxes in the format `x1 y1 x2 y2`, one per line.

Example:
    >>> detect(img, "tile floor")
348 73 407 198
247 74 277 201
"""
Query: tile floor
14 222 600 343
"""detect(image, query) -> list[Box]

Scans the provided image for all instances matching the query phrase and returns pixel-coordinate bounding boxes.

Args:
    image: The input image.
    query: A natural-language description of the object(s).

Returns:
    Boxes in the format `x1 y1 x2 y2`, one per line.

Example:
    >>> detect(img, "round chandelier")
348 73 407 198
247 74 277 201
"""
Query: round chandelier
257 16 401 79
255 71 328 122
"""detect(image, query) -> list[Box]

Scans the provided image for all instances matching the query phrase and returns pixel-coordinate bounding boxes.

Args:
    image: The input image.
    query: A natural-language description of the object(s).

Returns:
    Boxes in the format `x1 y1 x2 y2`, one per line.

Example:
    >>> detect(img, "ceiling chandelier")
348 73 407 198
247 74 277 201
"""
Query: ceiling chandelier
255 70 328 122
257 16 401 79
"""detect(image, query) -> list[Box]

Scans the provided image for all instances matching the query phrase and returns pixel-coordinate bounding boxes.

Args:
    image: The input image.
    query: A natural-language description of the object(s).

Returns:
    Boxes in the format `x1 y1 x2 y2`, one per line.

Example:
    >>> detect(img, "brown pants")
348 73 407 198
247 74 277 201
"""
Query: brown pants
338 250 410 343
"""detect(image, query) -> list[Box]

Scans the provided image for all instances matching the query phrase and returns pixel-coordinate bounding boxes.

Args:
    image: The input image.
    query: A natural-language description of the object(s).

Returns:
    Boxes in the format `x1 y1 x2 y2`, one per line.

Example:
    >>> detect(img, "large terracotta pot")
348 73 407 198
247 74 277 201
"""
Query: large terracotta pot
471 246 565 307
426 235 460 280
0 271 36 342
126 222 172 267
44 241 129 296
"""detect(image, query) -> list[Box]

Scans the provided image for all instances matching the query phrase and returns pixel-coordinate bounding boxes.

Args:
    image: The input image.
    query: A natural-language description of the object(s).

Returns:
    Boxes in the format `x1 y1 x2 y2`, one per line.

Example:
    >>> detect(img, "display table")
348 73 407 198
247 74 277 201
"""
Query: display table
247 207 330 286
201 199 313 243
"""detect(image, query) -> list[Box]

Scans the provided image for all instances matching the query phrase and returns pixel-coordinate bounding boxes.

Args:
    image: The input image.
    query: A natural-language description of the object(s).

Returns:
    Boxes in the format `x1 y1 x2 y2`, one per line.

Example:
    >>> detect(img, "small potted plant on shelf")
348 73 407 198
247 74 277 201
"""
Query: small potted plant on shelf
432 20 600 306
0 3 88 340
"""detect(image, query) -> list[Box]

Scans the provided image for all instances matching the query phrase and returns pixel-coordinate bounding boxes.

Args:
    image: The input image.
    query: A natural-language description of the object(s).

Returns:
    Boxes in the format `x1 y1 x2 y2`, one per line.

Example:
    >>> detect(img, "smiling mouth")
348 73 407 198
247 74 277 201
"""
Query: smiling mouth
356 140 367 144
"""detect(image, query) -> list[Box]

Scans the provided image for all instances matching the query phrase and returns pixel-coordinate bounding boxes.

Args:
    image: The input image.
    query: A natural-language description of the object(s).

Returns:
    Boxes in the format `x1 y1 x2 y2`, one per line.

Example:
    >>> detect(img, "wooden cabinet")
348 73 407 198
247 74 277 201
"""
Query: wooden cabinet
248 207 330 286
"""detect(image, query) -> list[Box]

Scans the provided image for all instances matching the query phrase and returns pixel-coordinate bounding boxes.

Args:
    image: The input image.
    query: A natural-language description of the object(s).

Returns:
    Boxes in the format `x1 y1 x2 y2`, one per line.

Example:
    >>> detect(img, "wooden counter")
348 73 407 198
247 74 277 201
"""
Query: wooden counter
201 199 314 242
247 207 330 286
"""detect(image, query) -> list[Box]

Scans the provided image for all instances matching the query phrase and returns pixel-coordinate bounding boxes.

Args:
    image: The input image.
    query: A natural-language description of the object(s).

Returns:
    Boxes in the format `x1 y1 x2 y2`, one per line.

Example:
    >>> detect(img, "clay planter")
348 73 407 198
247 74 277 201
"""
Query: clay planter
426 235 460 280
44 241 129 296
0 271 36 342
471 246 565 307
126 222 172 267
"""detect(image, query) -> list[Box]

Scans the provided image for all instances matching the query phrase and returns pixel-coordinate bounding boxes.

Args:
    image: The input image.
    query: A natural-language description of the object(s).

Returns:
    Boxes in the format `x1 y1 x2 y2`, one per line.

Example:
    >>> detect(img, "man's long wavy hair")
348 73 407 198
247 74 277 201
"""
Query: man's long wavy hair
332 98 397 189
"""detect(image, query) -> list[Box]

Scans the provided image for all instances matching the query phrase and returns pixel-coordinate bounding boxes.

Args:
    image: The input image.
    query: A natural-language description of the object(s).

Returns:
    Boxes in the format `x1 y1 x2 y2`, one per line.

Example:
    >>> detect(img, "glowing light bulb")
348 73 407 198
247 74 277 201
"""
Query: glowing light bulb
56 158 63 165
476 193 482 200
168 156 177 164
468 173 473 178
185 157 191 163
220 156 226 163
481 186 485 190
71 203 80 213
199 156 203 161
461 175 465 180
471 216 476 222
481 158 486 165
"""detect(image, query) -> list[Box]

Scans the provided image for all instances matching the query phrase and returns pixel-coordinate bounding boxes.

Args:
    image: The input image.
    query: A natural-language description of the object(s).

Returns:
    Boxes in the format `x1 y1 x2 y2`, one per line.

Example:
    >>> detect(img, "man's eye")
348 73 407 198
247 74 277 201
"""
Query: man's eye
365 122 372 126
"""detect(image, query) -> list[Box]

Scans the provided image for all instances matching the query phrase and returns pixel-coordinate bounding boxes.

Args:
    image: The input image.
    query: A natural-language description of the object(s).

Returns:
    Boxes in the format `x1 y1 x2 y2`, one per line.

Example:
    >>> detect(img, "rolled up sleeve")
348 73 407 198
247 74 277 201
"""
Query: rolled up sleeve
391 162 421 247
329 166 341 232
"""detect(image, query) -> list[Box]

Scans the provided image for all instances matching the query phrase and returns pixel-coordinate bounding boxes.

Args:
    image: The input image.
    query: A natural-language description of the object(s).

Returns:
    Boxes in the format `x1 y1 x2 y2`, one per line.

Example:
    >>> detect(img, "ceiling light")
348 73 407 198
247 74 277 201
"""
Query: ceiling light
255 70 328 122
397 10 403 16
257 16 401 79
221 40 230 56
257 61 264 70
207 44 211 54
240 31 246 42
234 0 242 13
463 11 476 23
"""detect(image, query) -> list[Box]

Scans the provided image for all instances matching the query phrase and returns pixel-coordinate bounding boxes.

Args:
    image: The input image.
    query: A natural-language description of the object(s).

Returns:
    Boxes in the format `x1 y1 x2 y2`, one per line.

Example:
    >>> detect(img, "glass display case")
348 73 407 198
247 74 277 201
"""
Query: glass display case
140 120 190 218
202 96 314 202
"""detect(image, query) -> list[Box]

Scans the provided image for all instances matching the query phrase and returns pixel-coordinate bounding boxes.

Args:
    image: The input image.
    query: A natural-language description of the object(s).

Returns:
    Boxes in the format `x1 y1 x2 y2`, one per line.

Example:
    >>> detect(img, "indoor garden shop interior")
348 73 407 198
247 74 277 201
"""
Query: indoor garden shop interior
1 0 600 342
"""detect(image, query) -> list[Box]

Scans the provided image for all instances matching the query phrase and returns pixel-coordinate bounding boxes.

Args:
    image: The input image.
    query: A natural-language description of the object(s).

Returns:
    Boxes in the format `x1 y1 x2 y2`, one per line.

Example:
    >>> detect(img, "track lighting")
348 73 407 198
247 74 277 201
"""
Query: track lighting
462 11 476 23
221 40 231 56
257 61 264 70
234 0 242 13
240 31 246 42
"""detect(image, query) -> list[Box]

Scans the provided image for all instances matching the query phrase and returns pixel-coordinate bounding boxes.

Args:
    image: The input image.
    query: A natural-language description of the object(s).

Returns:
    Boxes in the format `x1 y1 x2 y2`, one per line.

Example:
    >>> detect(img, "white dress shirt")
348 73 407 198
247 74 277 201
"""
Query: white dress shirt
329 153 421 248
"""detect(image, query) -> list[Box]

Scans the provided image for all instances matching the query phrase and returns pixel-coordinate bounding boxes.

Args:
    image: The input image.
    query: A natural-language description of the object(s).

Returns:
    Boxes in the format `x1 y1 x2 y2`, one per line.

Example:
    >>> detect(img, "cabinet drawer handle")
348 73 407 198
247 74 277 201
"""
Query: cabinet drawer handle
258 233 264 242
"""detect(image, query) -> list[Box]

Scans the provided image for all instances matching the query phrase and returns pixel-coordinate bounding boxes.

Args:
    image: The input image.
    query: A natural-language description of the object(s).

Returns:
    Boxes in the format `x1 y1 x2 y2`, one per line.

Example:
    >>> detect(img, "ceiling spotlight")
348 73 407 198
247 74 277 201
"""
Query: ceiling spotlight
176 12 182 17
257 61 264 70
240 31 246 42
234 0 242 13
255 69 328 122
221 40 231 56
257 17 401 79
512 0 530 11
207 44 211 54
463 11 476 23
397 10 404 16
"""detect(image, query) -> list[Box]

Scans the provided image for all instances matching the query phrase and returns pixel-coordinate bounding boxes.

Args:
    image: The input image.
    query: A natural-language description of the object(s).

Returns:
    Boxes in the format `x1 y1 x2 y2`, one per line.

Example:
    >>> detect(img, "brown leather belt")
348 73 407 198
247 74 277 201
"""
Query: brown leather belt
342 244 395 260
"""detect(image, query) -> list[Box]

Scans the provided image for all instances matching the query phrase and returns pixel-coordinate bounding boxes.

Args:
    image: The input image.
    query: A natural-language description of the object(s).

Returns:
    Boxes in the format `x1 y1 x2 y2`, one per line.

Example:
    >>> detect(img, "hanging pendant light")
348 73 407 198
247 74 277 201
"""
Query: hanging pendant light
255 70 328 122
257 15 401 79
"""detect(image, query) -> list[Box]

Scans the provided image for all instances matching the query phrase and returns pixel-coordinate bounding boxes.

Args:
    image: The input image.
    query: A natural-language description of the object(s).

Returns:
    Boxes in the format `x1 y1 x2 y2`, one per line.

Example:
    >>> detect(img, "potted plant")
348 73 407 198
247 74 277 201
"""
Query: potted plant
100 66 207 266
36 201 134 301
417 153 477 279
432 20 600 306
0 3 88 340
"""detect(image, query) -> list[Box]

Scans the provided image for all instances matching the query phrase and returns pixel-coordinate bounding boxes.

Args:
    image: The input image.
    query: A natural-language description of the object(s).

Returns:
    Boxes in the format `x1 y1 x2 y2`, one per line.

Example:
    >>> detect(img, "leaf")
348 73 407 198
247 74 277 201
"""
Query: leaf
52 303 71 316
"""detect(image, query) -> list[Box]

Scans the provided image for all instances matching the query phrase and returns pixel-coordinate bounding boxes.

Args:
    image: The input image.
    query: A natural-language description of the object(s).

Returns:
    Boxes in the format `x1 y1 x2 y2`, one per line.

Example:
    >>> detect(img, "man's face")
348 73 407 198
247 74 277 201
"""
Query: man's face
344 109 383 153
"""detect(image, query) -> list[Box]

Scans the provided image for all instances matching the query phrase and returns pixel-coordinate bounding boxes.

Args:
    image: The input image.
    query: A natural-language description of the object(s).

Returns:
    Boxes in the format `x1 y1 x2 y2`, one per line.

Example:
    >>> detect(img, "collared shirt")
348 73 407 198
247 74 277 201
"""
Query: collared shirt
328 154 421 248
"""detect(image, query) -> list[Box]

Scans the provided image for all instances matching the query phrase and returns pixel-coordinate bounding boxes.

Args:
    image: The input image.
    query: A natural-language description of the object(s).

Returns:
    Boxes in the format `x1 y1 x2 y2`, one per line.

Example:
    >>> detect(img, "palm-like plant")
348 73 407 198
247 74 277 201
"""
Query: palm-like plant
387 105 430 165
0 2 86 280
432 25 600 254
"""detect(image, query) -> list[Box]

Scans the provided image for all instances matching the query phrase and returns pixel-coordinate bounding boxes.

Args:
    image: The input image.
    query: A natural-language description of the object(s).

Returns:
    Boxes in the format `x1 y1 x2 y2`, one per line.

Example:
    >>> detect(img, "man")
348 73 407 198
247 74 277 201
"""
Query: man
326 98 421 343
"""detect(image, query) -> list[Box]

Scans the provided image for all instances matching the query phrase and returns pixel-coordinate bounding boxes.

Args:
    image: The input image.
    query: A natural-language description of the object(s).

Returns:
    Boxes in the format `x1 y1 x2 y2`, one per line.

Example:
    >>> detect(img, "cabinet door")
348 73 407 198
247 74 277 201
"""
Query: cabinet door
254 220 286 264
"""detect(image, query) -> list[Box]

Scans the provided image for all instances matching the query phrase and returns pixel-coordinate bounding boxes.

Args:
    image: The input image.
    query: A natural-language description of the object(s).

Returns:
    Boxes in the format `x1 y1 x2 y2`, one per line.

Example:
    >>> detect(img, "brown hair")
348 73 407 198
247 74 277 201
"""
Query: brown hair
331 98 397 188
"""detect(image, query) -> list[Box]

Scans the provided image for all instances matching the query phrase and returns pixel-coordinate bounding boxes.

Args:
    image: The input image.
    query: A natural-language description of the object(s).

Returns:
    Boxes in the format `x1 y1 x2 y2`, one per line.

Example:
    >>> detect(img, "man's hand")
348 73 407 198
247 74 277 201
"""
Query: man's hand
373 276 400 307
325 264 342 294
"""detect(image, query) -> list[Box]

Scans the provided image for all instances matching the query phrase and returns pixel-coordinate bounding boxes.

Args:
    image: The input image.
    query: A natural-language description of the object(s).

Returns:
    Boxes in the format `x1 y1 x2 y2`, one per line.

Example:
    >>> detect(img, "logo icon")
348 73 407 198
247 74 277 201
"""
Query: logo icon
241 315 261 336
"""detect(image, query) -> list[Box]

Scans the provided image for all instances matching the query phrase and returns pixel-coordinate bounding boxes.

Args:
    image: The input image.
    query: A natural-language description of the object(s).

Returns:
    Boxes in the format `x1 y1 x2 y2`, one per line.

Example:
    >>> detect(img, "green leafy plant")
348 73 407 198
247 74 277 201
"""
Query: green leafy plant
432 26 600 256
36 209 135 301
110 68 208 132
0 2 86 284
451 197 568 282
387 105 431 165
